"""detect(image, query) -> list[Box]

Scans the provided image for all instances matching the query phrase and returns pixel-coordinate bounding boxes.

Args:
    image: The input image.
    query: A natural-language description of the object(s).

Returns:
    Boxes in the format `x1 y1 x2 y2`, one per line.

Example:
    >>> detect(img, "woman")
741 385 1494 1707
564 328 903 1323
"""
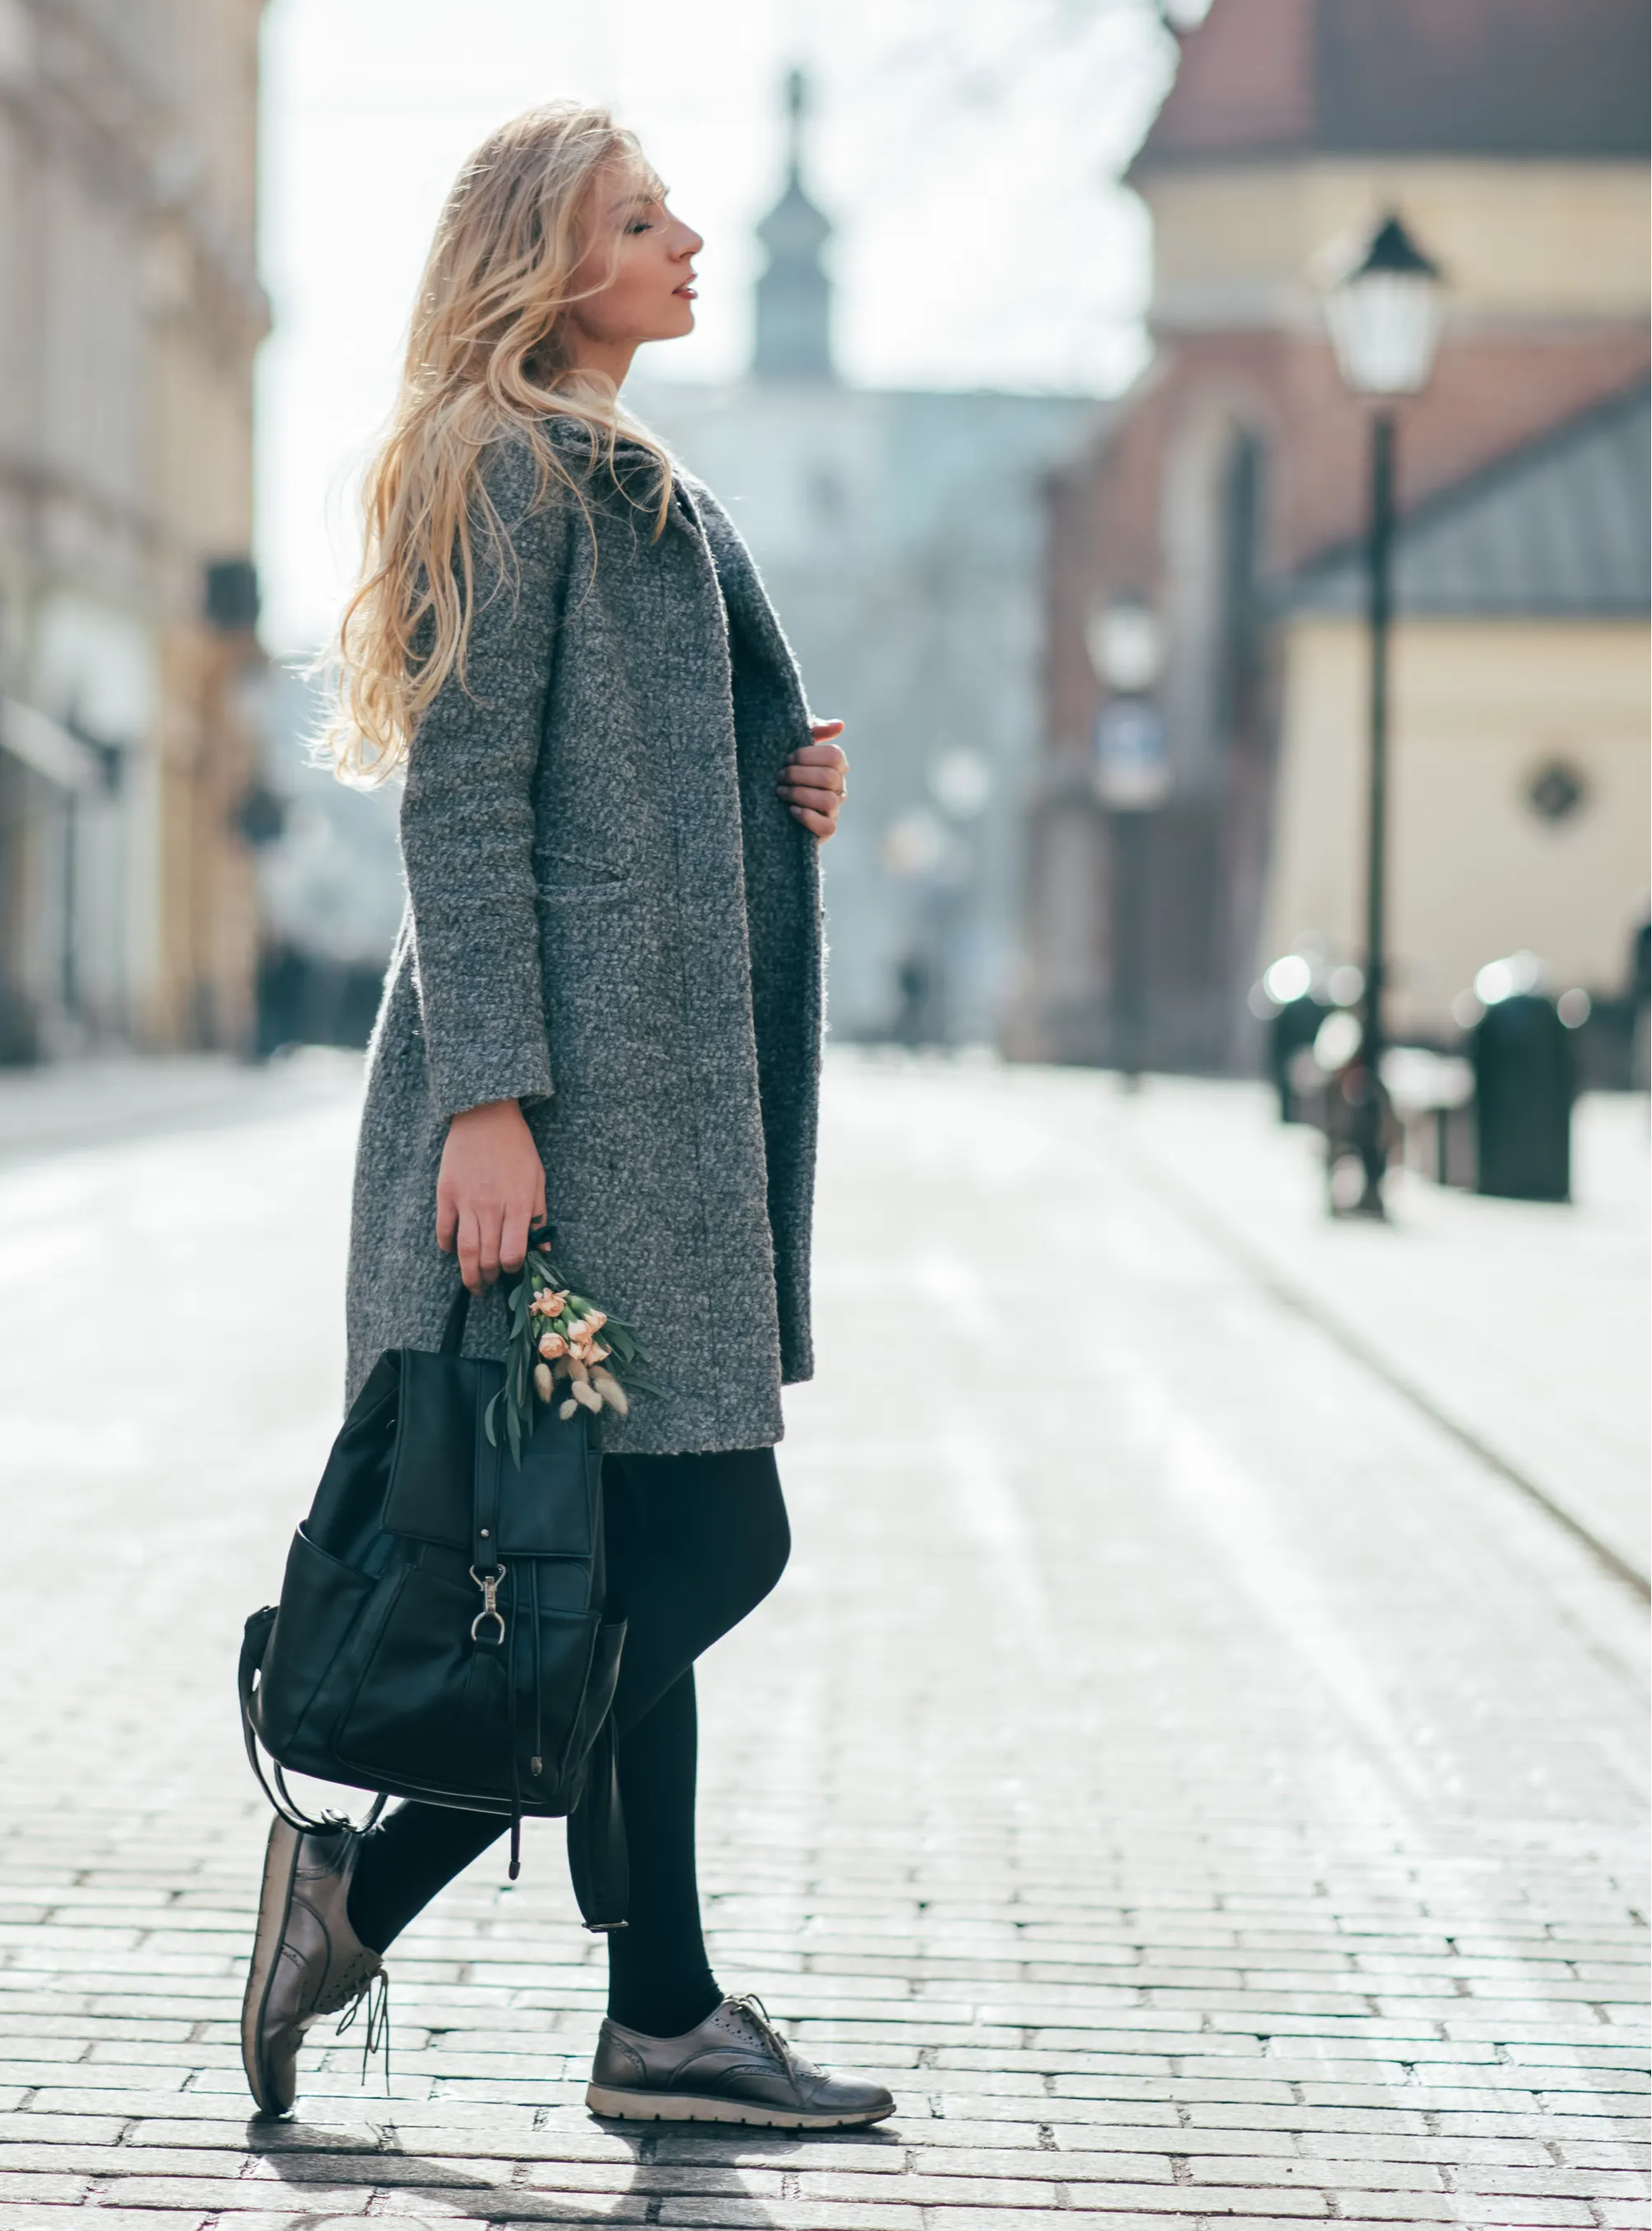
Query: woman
240 101 892 2131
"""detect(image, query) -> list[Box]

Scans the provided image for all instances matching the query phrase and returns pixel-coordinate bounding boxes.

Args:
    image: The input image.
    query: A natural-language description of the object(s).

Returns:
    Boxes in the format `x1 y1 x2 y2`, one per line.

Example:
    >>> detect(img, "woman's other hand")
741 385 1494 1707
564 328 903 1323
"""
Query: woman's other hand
436 1099 548 1293
779 720 848 840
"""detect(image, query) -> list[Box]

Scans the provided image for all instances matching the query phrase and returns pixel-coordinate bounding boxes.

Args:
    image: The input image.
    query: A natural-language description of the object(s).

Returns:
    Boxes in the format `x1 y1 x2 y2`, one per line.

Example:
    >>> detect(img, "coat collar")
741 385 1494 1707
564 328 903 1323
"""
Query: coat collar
539 414 807 716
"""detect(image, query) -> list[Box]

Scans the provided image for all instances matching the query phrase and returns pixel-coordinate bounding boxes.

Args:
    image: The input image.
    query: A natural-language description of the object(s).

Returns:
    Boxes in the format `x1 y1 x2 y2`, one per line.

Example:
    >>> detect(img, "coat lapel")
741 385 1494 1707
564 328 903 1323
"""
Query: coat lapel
675 478 811 727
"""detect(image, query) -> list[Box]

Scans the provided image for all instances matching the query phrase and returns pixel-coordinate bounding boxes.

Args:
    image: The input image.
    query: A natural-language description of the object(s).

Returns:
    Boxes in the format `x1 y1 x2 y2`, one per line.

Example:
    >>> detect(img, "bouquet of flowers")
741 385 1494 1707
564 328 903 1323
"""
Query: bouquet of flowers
485 1224 657 1464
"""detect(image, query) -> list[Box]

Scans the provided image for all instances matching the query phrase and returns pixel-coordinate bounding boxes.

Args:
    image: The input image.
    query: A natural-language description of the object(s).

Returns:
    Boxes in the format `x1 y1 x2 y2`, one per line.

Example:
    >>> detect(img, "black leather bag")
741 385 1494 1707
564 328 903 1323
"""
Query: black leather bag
238 1288 628 1929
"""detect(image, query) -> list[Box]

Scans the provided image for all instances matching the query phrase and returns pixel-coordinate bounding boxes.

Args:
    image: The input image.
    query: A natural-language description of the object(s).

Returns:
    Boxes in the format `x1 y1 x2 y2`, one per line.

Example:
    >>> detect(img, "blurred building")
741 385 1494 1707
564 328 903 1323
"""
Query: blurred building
632 73 1100 1045
0 0 271 1061
1020 0 1650 1070
252 658 405 1057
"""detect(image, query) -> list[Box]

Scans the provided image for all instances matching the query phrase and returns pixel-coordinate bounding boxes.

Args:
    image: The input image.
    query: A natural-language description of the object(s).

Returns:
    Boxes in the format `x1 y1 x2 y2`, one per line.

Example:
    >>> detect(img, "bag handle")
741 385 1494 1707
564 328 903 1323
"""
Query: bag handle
440 1283 470 1357
438 1223 554 1358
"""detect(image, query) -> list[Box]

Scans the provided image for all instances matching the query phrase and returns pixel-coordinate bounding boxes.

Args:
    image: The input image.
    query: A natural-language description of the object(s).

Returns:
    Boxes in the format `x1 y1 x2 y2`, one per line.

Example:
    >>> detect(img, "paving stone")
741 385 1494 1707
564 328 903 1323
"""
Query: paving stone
0 2214 217 2230
657 2204 922 2229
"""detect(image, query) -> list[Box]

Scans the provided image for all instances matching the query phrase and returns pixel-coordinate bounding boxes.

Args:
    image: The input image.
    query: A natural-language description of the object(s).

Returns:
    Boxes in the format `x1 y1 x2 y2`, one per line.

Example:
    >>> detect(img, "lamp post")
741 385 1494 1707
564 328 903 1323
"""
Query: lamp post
1087 596 1169 1084
1321 213 1446 1216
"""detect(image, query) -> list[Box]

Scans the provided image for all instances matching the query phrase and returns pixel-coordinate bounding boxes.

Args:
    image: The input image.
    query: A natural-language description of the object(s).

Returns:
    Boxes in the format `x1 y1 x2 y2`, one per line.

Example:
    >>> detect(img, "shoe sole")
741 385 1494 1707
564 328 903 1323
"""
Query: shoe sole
586 2082 895 2129
241 1815 303 2117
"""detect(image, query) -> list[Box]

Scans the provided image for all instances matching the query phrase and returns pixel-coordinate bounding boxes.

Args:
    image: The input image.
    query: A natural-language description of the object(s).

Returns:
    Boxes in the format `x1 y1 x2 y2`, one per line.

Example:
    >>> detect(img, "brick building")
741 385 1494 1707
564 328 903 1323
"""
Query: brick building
0 0 270 1060
1016 0 1650 1070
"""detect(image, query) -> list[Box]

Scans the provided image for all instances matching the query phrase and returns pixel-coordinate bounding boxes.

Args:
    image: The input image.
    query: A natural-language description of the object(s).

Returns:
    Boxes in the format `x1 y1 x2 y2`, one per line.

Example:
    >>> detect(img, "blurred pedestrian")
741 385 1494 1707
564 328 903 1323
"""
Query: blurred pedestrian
239 101 886 2131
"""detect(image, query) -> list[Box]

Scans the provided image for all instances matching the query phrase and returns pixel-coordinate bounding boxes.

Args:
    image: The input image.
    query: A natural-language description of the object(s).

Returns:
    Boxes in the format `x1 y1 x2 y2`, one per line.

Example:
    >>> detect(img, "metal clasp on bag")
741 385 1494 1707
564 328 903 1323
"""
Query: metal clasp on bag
469 1564 507 1645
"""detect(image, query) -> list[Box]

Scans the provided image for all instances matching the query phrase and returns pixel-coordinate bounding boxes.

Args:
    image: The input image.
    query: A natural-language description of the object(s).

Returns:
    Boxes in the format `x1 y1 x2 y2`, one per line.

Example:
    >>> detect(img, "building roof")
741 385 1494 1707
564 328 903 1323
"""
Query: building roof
1136 0 1650 172
1286 381 1650 619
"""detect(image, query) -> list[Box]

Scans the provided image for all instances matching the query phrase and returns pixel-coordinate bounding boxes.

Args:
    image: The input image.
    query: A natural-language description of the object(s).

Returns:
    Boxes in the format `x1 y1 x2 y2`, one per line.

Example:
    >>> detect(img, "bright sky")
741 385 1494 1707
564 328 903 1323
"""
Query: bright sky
254 0 1178 654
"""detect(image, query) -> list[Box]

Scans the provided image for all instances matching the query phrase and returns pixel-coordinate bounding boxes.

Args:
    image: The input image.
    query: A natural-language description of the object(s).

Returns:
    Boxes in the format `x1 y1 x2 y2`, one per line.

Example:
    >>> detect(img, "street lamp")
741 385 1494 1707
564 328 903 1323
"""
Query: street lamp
1321 212 1446 1215
1088 595 1169 1083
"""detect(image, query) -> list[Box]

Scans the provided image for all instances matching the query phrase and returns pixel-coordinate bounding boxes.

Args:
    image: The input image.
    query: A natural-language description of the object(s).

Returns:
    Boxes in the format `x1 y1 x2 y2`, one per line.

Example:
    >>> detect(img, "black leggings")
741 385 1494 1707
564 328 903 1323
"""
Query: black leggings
346 1447 790 2040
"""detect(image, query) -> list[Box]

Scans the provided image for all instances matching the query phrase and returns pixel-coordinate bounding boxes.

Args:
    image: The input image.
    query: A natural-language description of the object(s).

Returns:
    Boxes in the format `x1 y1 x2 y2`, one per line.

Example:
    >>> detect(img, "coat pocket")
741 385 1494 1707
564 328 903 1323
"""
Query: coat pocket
536 845 633 901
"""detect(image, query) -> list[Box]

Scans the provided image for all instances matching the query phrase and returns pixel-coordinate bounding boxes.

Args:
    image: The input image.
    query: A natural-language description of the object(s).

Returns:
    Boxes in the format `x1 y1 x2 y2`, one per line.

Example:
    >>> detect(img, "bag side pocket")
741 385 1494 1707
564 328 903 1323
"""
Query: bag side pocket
255 1527 374 1761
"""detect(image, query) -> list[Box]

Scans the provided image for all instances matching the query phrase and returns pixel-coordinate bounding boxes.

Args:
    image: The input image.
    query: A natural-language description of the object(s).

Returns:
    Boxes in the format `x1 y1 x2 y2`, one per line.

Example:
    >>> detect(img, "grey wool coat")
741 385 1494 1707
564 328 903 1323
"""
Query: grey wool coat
345 420 824 1454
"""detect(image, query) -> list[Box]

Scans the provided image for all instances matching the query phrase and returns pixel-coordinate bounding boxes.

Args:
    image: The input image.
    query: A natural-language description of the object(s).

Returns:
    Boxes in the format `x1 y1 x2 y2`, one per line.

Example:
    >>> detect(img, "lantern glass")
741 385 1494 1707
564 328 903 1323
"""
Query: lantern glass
1322 212 1446 398
1326 268 1444 396
1085 598 1165 692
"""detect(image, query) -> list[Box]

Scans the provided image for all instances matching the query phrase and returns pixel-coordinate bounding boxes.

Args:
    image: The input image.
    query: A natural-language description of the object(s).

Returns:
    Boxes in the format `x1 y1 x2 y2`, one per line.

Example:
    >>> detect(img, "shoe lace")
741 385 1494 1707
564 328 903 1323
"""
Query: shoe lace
334 1970 392 2093
729 1992 798 2077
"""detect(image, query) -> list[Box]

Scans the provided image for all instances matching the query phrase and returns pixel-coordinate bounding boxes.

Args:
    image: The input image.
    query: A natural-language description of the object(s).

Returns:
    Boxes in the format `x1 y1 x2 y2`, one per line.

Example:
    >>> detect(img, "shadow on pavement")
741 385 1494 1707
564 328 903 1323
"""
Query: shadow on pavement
245 2108 900 2223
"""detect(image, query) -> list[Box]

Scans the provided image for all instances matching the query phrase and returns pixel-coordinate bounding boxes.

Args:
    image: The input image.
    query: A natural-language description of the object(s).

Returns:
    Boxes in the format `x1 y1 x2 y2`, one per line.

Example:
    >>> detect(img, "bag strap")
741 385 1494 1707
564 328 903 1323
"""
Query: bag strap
238 1607 387 1838
567 1717 629 1932
440 1283 470 1357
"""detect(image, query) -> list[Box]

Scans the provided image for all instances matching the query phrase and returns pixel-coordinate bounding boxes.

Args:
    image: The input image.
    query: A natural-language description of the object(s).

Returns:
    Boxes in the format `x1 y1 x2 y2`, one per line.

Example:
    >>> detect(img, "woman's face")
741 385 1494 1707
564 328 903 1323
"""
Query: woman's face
568 165 703 352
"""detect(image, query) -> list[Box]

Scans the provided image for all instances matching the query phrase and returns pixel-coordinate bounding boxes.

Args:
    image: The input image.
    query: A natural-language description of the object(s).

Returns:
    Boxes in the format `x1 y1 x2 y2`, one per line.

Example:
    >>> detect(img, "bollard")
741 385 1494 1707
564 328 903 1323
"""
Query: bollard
1270 992 1330 1124
1254 955 1330 1125
1472 991 1574 1203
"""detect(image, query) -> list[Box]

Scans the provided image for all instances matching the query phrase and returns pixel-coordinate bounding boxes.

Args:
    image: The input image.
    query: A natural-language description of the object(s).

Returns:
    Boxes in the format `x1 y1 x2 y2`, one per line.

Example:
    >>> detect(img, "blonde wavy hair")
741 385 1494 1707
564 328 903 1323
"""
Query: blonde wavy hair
325 102 675 781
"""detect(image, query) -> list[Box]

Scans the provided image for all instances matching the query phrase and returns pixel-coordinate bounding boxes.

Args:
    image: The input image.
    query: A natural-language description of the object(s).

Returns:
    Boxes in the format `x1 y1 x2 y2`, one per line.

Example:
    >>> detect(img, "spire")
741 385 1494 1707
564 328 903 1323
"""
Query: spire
783 64 806 186
753 67 835 383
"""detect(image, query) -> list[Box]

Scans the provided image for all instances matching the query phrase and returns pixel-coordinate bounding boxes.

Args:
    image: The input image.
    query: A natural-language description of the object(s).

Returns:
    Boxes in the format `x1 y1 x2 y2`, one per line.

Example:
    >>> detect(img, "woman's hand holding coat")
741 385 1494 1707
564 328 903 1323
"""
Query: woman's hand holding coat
779 722 848 839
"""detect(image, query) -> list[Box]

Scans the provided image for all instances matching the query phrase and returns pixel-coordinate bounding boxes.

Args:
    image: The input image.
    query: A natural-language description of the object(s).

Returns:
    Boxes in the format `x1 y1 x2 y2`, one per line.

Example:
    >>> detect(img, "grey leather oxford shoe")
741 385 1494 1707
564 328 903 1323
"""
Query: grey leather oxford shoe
240 1817 384 2116
586 1993 896 2128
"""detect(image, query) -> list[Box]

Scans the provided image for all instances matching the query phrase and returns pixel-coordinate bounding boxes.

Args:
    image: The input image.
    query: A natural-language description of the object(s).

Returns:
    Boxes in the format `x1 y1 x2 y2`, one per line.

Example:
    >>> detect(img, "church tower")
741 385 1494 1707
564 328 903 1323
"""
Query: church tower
753 68 835 383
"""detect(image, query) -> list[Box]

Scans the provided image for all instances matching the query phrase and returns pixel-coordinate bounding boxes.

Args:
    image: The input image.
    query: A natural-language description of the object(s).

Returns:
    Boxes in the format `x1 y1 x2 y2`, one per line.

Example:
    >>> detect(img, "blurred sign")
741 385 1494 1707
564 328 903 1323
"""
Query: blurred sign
1094 697 1170 811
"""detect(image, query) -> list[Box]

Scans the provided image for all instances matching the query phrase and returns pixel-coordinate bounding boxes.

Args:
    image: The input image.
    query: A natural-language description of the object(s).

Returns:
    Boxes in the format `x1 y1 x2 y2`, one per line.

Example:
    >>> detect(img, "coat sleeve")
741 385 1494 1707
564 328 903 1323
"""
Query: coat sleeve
398 438 567 1121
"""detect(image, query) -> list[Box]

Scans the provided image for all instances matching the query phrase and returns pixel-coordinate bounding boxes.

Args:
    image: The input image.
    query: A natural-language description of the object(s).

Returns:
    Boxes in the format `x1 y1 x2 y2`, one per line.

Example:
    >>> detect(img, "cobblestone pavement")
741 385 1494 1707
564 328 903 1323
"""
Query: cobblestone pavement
0 1052 1645 2231
1091 1080 1649 1589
